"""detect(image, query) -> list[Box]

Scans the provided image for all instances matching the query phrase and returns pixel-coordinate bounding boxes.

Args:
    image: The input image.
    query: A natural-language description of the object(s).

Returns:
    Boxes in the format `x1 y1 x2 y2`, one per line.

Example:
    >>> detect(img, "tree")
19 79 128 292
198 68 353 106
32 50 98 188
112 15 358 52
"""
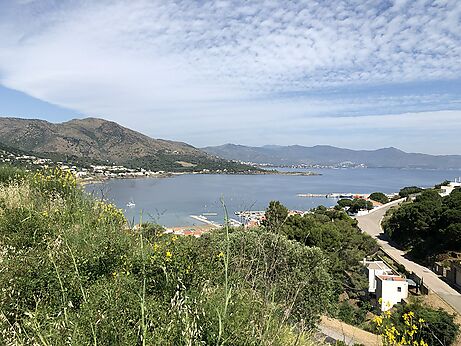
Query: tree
369 192 389 204
348 198 373 214
435 180 451 189
383 188 461 261
337 199 353 208
399 186 423 198
262 200 288 233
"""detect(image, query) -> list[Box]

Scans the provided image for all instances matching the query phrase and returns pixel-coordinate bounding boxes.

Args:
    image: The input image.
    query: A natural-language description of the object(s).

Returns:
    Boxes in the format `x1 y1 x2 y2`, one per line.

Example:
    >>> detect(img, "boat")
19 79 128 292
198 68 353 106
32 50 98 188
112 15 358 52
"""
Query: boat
202 212 218 216
126 201 136 208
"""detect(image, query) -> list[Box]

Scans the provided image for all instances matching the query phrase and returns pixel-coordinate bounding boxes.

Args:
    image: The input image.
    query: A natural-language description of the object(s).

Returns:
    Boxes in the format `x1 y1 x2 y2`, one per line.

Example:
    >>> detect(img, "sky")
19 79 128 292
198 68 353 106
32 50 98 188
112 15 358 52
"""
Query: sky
0 0 460 155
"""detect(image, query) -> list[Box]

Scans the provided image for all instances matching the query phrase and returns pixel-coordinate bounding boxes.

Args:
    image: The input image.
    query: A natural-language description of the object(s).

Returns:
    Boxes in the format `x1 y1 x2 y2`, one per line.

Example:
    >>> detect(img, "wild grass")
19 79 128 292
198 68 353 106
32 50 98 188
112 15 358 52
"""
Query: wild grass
0 166 330 345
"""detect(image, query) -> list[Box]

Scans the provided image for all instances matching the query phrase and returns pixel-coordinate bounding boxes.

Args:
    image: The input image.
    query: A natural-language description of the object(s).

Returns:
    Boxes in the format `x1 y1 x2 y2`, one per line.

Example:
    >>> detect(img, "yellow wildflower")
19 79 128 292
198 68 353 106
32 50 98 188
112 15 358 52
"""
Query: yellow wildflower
373 315 383 326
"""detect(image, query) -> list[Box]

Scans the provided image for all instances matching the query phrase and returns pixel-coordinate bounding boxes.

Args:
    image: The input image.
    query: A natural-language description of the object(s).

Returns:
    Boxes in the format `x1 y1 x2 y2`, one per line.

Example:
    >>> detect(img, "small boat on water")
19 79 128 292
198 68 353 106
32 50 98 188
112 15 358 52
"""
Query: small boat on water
202 212 218 216
126 201 136 208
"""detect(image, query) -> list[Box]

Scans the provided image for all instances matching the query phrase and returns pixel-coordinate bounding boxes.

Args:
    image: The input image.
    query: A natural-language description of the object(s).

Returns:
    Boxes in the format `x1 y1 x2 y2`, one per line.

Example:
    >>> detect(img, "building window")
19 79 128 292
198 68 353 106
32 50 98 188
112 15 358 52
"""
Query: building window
397 287 402 292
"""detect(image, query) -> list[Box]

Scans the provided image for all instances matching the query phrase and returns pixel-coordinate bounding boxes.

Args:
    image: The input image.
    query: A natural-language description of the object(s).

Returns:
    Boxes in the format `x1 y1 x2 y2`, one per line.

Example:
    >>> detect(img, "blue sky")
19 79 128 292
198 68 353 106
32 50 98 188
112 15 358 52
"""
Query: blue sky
0 0 460 154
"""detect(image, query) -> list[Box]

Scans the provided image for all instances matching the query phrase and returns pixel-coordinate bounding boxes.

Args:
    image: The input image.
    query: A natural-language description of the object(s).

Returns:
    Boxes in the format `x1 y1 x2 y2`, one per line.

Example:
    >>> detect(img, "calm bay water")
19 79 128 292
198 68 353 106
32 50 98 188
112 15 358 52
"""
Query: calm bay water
85 168 460 226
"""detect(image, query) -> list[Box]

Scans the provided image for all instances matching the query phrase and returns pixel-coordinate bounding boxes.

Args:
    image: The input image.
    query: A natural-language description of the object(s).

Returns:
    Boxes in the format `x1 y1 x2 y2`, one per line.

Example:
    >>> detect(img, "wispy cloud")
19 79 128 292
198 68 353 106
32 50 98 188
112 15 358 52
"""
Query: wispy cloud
0 0 460 153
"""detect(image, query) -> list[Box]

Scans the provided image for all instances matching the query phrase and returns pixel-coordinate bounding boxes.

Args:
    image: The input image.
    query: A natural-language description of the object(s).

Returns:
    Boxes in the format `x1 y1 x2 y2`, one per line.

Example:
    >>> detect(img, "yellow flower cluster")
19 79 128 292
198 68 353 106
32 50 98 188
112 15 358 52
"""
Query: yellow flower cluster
32 167 77 196
373 310 427 346
95 201 126 226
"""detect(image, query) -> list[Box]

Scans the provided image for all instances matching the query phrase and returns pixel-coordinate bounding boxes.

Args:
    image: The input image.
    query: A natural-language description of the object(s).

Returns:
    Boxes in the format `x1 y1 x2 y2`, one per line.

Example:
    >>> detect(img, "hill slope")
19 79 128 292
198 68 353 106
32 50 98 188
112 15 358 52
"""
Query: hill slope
0 117 254 172
202 144 461 169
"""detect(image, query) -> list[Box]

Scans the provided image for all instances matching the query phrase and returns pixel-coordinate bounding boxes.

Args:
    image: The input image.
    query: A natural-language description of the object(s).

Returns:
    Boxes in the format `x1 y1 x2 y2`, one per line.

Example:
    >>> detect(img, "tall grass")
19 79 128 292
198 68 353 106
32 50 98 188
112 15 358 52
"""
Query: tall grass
0 166 330 345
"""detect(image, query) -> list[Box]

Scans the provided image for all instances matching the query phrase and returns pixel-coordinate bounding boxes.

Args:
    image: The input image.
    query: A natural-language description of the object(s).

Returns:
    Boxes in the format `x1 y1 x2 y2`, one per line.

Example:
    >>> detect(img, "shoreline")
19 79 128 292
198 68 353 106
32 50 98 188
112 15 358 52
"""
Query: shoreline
78 169 321 185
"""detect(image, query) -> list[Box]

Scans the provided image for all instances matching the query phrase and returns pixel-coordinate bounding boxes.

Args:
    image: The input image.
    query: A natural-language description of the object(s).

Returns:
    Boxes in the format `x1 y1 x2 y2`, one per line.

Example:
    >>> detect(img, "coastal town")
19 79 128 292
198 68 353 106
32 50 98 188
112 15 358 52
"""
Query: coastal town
0 147 319 181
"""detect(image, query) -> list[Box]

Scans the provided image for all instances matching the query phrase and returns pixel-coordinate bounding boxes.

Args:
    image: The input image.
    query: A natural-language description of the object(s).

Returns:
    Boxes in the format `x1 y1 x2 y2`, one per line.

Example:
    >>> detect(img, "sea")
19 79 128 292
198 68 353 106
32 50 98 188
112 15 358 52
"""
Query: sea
84 167 461 227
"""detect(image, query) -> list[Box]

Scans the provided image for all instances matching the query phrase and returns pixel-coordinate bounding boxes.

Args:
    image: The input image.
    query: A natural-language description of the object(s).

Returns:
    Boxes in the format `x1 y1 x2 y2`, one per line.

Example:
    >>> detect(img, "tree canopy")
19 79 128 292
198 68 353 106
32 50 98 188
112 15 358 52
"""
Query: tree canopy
262 200 289 233
399 186 424 198
337 198 373 213
383 188 461 261
369 192 389 204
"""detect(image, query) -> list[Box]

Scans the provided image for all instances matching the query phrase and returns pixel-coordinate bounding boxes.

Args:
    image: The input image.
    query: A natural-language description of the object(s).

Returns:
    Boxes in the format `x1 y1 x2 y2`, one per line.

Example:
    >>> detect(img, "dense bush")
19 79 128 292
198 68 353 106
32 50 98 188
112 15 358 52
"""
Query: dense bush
399 186 424 198
336 198 373 213
383 188 461 261
0 168 329 345
369 192 389 204
264 204 377 297
372 303 459 346
337 198 352 208
0 164 26 184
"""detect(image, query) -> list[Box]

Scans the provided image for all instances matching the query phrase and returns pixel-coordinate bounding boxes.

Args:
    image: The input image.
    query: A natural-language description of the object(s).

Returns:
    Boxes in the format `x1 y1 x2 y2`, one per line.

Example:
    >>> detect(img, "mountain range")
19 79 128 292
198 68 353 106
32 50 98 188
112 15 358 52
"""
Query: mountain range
0 117 254 172
2 117 459 171
202 144 461 170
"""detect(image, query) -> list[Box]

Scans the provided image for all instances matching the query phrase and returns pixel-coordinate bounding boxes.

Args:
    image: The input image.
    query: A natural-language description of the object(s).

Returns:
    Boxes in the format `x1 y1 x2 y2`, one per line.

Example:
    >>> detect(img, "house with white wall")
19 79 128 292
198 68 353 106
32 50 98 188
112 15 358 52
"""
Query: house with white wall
376 275 409 311
363 260 393 293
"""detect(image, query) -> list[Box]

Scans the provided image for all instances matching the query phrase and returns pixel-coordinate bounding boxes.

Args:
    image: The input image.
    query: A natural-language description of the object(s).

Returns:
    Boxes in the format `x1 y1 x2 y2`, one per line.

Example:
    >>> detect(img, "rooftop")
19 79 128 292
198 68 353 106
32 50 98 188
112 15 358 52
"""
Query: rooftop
377 275 406 282
365 260 391 272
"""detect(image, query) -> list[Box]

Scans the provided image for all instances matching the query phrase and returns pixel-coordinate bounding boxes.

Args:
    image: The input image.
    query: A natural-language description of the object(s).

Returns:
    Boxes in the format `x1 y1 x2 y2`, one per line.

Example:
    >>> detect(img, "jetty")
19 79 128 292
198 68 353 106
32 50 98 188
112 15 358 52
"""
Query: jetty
190 215 221 227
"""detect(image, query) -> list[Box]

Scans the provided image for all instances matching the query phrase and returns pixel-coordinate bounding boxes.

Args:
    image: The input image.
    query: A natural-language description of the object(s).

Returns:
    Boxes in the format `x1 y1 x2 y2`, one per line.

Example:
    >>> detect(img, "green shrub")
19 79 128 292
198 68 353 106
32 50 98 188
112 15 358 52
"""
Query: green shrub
369 192 389 204
372 303 459 346
0 164 27 184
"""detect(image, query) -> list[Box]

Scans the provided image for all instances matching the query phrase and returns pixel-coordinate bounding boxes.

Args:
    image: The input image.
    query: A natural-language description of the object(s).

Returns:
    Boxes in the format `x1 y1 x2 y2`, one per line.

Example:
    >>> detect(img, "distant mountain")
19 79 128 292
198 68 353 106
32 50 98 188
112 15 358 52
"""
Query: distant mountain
0 117 255 172
202 144 461 170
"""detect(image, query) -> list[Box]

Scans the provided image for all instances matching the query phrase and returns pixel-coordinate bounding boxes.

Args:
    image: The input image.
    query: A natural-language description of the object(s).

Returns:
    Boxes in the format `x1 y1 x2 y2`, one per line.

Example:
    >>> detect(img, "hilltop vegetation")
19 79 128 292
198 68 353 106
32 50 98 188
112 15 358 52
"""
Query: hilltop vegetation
0 166 330 345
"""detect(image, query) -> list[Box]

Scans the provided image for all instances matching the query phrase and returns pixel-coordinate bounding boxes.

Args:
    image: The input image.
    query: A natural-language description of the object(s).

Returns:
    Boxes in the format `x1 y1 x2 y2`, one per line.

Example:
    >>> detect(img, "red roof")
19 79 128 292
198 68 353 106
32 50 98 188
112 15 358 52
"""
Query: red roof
377 275 405 281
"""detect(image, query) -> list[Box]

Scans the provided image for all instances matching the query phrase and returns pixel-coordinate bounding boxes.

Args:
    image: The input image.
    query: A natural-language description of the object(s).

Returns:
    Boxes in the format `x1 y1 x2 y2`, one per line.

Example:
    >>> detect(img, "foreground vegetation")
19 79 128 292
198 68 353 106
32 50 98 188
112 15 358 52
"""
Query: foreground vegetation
0 166 331 345
0 166 458 345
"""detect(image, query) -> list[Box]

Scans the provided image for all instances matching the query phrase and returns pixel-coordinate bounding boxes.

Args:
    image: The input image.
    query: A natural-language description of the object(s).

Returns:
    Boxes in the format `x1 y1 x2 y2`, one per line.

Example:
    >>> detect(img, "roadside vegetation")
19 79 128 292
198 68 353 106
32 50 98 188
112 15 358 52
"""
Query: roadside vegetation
336 198 374 213
398 186 424 198
369 192 389 204
383 188 461 262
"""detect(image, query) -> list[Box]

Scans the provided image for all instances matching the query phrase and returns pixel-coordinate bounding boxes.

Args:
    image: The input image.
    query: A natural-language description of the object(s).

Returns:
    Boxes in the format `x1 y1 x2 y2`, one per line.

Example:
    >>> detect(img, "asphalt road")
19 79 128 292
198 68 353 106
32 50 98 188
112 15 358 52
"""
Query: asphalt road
356 200 461 314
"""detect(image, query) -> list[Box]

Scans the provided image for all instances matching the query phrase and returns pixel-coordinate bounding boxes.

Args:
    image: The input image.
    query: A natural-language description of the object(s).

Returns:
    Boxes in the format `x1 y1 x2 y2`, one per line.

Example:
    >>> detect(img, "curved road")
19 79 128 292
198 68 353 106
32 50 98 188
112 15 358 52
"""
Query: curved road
356 200 461 314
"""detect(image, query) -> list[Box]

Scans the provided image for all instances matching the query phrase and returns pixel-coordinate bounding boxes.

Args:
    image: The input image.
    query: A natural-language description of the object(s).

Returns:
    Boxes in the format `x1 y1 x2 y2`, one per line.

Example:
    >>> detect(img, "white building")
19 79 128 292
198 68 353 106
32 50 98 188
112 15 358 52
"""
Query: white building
376 275 408 311
363 260 393 293
440 180 461 197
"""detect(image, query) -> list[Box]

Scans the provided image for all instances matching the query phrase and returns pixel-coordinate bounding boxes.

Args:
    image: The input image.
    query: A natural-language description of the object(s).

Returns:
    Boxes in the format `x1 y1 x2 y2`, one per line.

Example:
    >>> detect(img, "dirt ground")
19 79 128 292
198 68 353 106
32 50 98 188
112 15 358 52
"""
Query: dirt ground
319 316 382 346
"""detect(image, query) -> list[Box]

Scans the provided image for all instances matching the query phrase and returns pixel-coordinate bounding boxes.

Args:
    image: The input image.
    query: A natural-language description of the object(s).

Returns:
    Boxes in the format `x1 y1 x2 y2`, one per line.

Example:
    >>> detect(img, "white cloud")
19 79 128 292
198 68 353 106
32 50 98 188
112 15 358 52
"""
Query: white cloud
0 0 460 153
